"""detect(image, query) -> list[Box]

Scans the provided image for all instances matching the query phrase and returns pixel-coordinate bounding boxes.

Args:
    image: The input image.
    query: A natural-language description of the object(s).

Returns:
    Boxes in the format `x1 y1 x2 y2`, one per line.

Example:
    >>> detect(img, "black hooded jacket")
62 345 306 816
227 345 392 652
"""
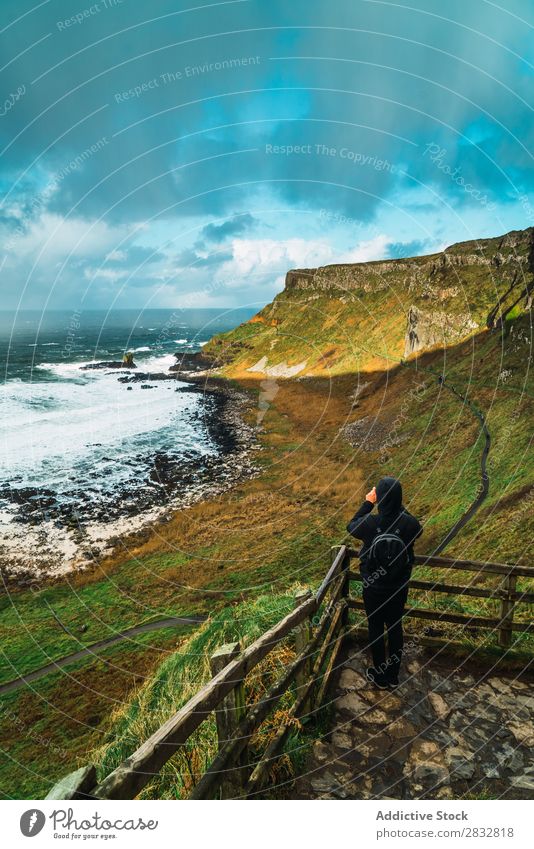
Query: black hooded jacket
346 477 423 588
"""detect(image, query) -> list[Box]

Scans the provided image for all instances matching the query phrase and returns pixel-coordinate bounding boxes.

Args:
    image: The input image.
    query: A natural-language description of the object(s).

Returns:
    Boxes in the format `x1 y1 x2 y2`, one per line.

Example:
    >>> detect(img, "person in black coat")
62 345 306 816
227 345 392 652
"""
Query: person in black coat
347 476 422 689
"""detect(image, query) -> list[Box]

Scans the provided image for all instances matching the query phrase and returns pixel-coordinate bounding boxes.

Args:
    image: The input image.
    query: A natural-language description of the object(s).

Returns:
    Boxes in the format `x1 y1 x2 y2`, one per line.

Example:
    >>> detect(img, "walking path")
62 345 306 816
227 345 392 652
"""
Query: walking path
294 643 534 800
399 360 492 554
0 616 204 696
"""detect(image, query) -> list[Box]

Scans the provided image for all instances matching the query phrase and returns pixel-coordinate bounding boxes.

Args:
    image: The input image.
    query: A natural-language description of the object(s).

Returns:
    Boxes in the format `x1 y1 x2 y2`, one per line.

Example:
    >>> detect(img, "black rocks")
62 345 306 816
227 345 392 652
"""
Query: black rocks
80 360 137 371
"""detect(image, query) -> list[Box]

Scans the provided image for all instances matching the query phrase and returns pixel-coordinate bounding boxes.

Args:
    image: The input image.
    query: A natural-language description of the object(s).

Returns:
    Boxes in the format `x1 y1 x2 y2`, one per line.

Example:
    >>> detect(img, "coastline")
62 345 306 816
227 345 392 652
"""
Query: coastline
0 359 259 587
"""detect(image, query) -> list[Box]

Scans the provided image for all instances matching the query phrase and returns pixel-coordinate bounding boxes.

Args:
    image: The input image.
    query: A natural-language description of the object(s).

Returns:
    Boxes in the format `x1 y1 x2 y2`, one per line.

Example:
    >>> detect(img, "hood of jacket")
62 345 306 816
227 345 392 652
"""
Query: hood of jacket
376 476 403 520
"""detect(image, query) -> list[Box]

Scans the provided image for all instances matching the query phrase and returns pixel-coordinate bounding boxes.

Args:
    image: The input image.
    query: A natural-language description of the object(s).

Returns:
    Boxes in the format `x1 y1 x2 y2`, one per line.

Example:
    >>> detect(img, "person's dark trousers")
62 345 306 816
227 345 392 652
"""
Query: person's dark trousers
362 584 409 681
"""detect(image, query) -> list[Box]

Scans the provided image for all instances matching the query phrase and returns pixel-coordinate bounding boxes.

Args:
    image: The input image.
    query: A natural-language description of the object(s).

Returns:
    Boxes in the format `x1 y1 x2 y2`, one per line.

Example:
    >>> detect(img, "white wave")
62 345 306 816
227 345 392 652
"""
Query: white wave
132 346 152 353
0 367 211 487
37 360 95 377
174 339 188 344
140 352 177 371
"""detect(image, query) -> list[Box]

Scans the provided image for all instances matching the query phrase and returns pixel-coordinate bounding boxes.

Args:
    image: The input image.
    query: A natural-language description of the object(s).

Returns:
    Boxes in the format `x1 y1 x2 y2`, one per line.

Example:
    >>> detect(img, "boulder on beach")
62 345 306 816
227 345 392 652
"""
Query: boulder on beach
169 351 217 377
80 356 137 371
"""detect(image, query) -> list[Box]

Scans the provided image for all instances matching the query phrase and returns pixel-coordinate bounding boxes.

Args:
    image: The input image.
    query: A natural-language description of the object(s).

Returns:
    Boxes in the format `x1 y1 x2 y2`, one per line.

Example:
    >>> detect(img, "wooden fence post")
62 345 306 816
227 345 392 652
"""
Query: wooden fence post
338 546 350 629
209 642 247 798
294 589 313 715
45 765 97 800
499 574 517 648
330 544 349 628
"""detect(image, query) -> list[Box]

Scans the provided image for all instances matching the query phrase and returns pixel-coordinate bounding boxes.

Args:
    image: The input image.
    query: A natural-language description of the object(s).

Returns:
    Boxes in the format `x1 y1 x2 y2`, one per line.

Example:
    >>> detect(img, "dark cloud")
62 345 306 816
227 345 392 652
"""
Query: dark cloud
0 0 533 308
386 239 431 259
201 213 258 242
1 0 532 224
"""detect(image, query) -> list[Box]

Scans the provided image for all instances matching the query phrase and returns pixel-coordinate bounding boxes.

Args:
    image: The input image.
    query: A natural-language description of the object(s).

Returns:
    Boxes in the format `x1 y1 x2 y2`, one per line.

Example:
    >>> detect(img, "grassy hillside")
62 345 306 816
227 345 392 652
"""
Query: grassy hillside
205 227 533 377
3 227 533 799
84 231 533 800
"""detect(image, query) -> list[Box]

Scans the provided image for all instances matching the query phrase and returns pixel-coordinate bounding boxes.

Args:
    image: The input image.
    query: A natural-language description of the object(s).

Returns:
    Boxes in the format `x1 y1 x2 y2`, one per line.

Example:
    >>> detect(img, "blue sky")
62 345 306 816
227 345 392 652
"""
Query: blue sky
0 0 533 310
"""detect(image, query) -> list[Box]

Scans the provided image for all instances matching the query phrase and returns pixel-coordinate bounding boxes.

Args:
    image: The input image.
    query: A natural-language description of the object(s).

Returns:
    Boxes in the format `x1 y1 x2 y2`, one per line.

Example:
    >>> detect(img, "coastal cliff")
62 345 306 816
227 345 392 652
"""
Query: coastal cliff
205 227 533 376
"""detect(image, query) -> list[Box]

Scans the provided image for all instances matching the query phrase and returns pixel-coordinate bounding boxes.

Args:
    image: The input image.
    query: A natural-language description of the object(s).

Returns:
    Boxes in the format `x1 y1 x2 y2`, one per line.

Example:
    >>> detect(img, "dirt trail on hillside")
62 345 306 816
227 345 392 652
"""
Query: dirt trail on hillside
432 382 491 554
399 361 492 555
0 616 204 696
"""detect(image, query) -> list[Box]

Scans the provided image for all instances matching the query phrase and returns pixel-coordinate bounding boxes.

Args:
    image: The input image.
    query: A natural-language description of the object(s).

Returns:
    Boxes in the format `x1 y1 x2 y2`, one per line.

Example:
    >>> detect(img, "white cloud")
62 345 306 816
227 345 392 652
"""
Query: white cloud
105 249 127 262
0 205 395 309
6 213 131 262
339 234 390 263
83 267 128 283
228 237 336 275
227 234 392 278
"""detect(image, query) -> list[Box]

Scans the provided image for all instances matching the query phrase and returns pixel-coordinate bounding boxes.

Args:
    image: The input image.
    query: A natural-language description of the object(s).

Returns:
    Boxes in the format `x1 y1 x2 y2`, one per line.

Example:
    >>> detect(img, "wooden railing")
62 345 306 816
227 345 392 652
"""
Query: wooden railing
47 546 533 801
346 549 534 649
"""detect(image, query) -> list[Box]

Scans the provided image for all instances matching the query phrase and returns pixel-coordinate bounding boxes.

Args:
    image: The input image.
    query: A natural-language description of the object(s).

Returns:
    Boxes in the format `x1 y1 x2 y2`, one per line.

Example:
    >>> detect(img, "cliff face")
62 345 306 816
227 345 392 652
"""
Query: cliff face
285 227 532 294
404 306 479 357
206 227 533 376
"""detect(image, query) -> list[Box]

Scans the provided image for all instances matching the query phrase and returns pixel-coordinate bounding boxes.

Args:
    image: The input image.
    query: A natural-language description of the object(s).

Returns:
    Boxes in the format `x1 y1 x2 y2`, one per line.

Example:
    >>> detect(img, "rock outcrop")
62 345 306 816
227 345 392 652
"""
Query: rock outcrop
404 306 479 357
80 360 136 371
285 228 533 296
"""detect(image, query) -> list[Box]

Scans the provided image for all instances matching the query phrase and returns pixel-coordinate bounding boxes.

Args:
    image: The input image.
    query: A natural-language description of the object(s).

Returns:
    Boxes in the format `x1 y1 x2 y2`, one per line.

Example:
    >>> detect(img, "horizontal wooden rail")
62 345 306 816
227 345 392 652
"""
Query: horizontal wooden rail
347 570 508 601
412 554 534 579
512 590 534 604
348 599 534 632
346 547 534 578
349 570 534 603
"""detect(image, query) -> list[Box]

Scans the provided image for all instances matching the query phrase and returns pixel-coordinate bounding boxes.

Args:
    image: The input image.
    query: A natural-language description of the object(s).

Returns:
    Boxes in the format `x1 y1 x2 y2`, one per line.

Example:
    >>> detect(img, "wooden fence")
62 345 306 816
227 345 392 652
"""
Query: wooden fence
347 549 534 649
47 546 534 801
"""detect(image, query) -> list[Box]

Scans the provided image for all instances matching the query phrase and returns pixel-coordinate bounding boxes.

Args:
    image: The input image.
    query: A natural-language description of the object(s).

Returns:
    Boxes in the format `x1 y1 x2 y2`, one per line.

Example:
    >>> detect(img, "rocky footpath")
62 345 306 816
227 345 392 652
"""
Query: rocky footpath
294 643 534 800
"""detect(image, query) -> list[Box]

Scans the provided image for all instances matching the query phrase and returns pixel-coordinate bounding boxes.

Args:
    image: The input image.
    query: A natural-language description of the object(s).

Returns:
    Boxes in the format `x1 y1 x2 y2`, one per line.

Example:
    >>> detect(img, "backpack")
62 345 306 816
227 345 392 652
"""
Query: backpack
368 516 410 582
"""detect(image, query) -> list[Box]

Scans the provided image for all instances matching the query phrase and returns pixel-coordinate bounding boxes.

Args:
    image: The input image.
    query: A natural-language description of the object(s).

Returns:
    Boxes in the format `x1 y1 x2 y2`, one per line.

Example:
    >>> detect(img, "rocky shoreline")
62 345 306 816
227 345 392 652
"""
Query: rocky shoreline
0 354 259 586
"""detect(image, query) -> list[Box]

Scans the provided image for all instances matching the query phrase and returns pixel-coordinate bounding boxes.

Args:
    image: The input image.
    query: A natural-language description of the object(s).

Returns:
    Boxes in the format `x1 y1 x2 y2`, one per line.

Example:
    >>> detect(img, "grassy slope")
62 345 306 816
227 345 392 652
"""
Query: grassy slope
76 242 534 801
0 626 191 799
91 593 299 800
2 228 533 798
204 228 532 376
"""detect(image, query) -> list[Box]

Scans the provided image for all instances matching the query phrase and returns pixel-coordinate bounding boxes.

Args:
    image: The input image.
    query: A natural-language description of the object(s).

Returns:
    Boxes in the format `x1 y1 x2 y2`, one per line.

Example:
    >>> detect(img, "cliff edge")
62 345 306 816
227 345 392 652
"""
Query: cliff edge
205 227 533 376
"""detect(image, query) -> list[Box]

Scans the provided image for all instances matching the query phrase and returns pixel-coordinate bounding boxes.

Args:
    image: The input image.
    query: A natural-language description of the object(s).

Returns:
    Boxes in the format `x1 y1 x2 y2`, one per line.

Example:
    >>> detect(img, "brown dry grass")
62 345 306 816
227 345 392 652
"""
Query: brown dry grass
94 373 366 594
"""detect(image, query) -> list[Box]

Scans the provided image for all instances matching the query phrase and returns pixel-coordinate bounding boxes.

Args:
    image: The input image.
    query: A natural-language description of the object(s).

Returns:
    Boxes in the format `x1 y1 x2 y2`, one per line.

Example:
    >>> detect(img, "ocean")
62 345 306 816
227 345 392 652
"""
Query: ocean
0 308 256 577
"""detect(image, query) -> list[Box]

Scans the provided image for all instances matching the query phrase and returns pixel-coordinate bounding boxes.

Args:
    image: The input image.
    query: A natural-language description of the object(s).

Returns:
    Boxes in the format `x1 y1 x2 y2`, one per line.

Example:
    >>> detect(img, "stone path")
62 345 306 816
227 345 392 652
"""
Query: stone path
294 642 534 800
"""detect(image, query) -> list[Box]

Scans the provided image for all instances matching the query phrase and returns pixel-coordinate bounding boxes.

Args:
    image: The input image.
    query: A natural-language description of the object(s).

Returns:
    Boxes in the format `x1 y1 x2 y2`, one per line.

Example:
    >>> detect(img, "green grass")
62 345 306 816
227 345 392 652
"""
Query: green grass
0 551 196 684
0 625 192 800
90 591 300 799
